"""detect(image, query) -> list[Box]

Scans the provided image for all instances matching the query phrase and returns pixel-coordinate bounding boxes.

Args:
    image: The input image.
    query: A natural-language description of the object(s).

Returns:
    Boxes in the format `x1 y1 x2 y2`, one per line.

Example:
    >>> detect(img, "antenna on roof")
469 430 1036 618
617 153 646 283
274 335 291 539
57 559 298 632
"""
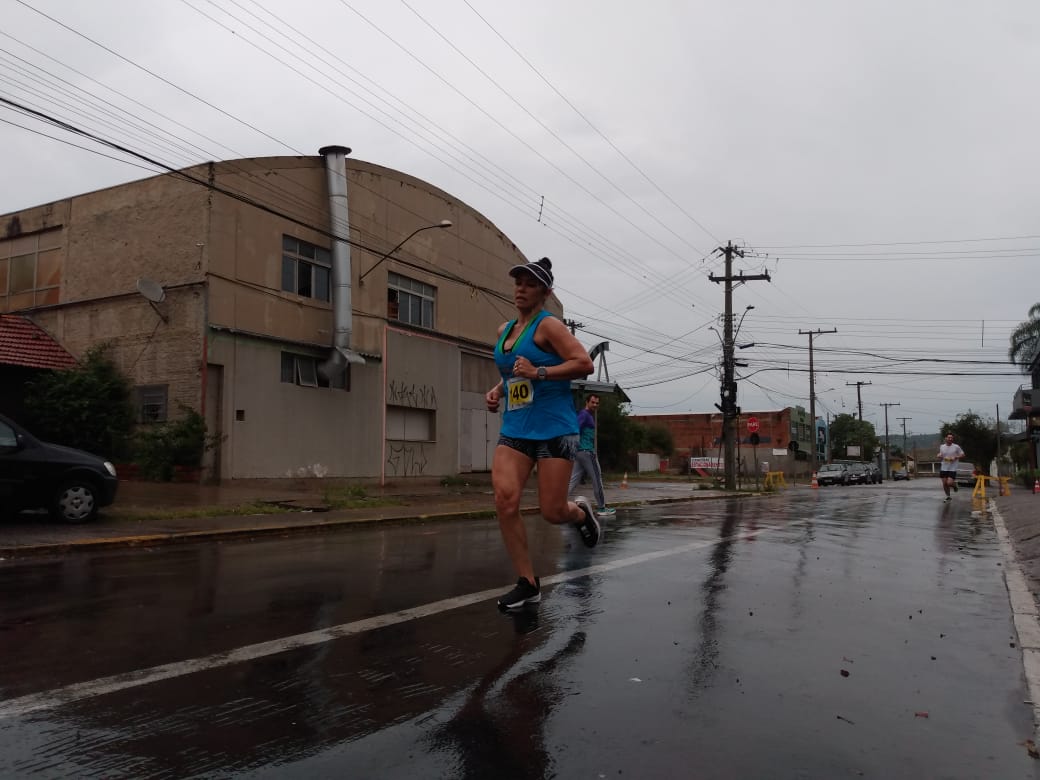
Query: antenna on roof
136 278 168 323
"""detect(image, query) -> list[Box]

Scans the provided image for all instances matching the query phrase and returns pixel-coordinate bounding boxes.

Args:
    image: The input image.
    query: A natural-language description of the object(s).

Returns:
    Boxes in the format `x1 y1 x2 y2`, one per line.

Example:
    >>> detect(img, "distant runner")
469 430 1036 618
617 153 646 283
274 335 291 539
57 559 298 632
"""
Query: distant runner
937 433 965 501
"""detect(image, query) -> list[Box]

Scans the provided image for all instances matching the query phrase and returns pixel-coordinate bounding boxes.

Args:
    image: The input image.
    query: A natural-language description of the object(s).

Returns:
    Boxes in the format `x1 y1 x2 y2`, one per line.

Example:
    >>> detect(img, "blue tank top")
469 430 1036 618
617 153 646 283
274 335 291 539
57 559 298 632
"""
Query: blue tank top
494 310 578 439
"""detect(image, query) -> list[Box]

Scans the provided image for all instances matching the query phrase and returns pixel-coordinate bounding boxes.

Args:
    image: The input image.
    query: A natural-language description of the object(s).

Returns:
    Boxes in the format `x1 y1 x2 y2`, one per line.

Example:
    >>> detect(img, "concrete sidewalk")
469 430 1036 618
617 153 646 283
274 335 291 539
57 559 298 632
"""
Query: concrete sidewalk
0 477 737 557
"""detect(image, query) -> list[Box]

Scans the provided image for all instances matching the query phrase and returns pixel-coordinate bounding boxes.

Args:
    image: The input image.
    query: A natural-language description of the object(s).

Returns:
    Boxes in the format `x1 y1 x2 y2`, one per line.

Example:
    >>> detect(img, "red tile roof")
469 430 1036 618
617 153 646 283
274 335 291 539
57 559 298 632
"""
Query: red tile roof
0 315 77 370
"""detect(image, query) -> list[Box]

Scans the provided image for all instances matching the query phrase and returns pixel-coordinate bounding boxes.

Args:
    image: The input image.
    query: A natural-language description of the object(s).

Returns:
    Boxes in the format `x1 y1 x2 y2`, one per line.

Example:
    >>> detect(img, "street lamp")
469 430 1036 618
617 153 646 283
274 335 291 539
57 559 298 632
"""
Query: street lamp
735 305 754 338
358 219 452 285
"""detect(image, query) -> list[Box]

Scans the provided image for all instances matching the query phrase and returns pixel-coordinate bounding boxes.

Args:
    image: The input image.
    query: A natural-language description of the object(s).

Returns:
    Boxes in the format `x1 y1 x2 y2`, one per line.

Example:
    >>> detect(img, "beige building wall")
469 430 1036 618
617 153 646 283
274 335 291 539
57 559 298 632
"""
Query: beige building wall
32 286 207 427
2 152 566 480
383 328 460 479
207 331 383 479
2 175 209 427
203 156 561 359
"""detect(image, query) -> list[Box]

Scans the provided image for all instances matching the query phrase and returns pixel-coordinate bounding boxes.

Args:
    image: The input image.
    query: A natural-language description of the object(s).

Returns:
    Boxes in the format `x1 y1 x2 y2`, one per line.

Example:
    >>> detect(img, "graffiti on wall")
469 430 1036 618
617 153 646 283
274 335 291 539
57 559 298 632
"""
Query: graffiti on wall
386 442 428 477
284 463 329 478
388 380 437 409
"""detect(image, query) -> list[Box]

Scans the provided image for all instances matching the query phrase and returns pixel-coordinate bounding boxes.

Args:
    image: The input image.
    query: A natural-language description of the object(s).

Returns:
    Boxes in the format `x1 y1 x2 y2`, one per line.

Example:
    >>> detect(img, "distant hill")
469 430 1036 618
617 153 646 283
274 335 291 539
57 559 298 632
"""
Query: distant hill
895 433 941 454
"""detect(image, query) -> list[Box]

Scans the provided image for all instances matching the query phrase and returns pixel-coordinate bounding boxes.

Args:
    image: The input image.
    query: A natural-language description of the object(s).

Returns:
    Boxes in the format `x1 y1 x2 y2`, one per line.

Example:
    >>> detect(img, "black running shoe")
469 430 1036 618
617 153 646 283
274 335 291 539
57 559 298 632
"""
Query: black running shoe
498 577 541 610
573 496 601 548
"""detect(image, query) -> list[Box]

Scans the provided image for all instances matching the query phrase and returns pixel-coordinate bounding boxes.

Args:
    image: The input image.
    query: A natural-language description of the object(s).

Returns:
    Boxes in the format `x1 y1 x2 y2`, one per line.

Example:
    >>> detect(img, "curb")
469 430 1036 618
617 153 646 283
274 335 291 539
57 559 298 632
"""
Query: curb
0 492 761 559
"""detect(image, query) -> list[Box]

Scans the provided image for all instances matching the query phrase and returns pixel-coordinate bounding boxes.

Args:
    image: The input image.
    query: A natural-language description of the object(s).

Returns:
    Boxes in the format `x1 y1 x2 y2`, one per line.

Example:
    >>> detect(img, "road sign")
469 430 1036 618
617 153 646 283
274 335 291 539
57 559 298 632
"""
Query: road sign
747 416 760 434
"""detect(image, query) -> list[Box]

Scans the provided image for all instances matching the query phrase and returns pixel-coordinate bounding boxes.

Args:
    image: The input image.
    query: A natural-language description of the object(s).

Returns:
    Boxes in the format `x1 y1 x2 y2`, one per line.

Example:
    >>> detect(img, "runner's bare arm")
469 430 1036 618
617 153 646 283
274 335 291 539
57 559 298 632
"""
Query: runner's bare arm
531 316 594 380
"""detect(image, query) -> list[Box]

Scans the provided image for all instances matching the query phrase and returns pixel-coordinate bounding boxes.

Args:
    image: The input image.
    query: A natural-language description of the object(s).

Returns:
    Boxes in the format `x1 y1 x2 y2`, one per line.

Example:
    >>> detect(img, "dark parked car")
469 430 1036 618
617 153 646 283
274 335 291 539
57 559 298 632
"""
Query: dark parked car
0 414 118 523
816 463 849 486
955 462 978 487
892 468 909 481
846 463 871 485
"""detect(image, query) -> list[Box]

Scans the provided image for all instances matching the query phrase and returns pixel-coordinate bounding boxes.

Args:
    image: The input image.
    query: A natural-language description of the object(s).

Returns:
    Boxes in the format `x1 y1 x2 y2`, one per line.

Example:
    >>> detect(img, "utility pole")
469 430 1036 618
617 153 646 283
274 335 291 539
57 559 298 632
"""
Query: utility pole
709 241 770 490
799 328 837 477
563 318 583 336
879 402 900 478
897 417 911 472
846 380 872 421
996 404 1001 476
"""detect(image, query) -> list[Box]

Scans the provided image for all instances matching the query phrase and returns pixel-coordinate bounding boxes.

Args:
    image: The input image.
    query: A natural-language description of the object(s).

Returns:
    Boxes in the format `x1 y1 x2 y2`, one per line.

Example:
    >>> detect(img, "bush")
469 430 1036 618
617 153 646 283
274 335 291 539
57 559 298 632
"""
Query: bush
23 343 135 459
133 405 210 481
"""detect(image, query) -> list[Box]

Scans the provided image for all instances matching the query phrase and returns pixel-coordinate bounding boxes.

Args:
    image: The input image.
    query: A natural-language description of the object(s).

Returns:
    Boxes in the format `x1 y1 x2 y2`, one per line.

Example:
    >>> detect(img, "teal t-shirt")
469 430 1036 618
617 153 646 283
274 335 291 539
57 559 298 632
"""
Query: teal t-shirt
577 408 596 450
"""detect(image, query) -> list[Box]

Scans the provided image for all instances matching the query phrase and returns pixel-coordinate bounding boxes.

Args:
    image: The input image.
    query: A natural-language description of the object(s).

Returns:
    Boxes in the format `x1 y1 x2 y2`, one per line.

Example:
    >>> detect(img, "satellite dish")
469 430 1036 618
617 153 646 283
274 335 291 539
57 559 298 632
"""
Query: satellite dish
136 278 168 324
137 278 166 303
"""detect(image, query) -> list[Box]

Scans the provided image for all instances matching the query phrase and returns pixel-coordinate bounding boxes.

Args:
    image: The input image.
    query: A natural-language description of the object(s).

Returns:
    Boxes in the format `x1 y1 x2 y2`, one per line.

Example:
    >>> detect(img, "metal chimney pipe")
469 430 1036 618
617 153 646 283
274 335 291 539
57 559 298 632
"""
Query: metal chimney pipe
318 145 365 377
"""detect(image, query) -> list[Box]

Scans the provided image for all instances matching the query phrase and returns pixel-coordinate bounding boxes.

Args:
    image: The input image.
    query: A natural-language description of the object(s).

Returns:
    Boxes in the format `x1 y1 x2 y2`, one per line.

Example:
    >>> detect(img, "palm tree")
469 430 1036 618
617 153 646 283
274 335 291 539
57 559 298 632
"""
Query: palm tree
1008 303 1040 373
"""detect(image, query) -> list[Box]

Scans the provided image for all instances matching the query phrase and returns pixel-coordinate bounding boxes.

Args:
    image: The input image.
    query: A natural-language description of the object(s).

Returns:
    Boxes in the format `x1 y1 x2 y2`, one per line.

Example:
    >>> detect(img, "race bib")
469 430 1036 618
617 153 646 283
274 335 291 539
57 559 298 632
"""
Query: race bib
506 378 533 410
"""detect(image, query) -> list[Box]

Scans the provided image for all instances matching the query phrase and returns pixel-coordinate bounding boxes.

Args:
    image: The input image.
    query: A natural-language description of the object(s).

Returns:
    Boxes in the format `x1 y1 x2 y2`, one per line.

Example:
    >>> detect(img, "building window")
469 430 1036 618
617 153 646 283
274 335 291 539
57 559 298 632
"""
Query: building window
386 405 435 441
281 236 331 302
0 229 62 312
136 385 168 423
280 352 349 390
387 272 435 329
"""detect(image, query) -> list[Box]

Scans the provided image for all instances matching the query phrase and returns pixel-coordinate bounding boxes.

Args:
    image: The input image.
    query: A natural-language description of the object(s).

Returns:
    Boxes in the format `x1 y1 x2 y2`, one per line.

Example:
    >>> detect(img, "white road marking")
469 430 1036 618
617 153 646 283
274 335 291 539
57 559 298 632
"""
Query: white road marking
0 524 780 719
990 500 1040 737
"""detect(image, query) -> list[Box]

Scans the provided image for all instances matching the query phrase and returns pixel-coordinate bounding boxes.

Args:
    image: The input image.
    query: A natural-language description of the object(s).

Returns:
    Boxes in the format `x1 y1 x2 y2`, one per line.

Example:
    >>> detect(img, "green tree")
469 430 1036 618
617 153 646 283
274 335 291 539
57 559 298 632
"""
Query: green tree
828 413 879 461
939 411 996 466
1008 302 1040 373
590 395 674 471
593 395 640 471
23 343 135 458
642 425 674 456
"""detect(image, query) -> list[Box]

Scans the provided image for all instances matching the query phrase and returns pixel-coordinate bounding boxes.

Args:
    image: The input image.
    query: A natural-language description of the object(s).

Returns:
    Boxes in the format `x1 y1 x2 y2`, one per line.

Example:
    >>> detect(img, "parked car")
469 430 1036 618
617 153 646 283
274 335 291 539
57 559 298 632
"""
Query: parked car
816 463 849 486
845 463 871 485
955 462 978 487
0 414 118 523
864 463 882 484
892 468 910 481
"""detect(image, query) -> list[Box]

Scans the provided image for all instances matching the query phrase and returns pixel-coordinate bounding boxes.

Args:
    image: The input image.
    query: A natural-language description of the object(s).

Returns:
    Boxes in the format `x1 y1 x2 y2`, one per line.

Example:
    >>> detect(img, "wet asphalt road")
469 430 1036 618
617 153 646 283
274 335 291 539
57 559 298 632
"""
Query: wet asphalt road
2 480 1038 779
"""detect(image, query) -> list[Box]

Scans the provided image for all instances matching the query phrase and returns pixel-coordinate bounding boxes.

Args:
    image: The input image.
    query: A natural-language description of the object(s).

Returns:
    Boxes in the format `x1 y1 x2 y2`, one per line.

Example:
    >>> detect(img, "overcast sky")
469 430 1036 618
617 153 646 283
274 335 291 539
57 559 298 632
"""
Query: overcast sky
2 0 1037 442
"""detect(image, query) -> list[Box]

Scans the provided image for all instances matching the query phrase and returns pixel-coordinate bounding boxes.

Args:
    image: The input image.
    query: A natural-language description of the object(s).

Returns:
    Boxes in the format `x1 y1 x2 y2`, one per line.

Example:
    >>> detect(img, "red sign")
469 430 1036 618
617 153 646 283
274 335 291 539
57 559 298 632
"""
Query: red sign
746 416 760 434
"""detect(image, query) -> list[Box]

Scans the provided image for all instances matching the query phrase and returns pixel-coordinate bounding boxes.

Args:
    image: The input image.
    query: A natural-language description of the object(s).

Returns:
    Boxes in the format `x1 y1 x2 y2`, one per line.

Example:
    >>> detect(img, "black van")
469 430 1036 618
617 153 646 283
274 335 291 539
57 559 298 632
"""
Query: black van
0 414 118 523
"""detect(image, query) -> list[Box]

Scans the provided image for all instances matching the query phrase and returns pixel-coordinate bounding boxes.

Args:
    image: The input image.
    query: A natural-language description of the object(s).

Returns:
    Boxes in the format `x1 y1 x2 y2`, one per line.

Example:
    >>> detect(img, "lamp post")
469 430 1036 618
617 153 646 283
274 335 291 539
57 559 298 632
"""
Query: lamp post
358 220 452 285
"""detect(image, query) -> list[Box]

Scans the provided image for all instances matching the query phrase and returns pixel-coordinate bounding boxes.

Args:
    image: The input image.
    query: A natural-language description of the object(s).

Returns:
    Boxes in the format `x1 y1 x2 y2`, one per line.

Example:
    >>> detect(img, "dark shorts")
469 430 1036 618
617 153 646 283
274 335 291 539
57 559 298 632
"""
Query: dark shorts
940 470 957 480
498 434 579 461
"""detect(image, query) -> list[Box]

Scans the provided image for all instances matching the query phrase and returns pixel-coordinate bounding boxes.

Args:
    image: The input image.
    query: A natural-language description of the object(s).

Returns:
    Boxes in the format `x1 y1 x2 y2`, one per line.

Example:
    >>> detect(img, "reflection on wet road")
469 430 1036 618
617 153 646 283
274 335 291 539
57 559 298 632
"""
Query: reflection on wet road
2 481 1037 778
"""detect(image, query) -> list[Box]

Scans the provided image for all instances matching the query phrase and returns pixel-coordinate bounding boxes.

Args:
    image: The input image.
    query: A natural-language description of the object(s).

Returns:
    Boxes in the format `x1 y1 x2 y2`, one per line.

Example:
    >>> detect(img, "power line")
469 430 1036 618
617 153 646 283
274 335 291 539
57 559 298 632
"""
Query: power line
460 0 720 246
167 0 712 315
0 95 515 308
400 0 707 257
331 0 703 272
13 0 304 153
755 235 1040 249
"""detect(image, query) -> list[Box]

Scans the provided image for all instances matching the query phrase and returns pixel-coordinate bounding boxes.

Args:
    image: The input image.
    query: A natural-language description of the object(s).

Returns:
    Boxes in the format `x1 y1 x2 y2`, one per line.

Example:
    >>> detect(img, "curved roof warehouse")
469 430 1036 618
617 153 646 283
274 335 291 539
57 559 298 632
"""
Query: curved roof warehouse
0 150 564 481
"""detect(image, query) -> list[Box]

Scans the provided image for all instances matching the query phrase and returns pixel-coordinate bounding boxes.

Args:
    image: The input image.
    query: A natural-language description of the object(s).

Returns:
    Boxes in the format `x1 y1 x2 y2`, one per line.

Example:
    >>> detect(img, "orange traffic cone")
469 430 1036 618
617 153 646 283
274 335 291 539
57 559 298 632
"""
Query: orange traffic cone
811 472 819 489
620 472 629 489
1034 478 1039 495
